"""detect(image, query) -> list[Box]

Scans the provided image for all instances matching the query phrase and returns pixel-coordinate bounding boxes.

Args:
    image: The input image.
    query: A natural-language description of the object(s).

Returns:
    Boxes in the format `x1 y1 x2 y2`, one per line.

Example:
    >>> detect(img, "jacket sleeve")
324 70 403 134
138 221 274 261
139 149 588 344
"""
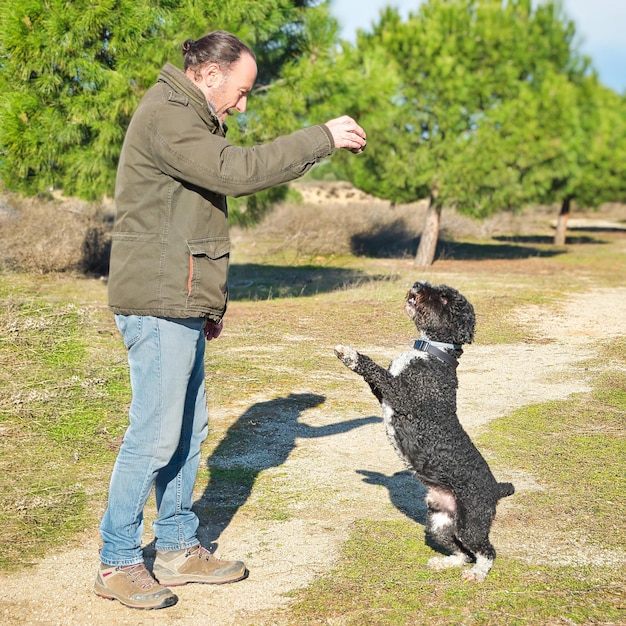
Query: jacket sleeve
151 105 335 197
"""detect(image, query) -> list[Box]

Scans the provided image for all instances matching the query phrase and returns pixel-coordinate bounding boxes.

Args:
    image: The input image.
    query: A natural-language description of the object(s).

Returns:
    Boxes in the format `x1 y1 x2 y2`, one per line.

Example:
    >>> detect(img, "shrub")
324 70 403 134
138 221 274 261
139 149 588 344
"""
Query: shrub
0 190 112 275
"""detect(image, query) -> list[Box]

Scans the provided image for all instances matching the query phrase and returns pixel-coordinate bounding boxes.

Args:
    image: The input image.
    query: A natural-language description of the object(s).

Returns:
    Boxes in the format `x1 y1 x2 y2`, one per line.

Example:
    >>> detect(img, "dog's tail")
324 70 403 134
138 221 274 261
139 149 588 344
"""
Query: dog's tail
497 482 515 499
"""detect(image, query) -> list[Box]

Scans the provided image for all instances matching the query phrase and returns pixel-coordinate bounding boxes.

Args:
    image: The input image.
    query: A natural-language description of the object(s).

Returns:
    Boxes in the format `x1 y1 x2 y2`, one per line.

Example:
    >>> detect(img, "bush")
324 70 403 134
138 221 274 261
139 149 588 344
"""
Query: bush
0 190 112 275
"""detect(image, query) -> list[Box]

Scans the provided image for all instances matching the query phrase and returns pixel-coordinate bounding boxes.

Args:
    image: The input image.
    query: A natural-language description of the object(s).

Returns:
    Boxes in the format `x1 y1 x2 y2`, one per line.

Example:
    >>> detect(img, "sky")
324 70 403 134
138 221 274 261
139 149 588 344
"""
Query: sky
329 0 626 94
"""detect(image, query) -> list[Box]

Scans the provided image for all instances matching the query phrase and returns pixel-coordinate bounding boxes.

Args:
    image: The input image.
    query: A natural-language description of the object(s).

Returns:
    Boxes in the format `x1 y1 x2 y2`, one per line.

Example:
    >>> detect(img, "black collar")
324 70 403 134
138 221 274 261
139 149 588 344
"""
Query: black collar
413 339 459 369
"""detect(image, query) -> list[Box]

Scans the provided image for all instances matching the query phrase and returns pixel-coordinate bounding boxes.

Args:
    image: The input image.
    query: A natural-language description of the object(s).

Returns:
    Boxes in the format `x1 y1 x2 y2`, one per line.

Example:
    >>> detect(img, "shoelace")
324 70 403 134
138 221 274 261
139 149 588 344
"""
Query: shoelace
187 544 222 562
122 563 157 589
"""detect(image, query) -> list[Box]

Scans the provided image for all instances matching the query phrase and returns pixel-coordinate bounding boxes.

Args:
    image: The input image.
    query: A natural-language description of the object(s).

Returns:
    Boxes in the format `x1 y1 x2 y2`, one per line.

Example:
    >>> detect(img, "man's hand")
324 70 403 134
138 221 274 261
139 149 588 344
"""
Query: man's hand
204 319 223 341
324 116 367 154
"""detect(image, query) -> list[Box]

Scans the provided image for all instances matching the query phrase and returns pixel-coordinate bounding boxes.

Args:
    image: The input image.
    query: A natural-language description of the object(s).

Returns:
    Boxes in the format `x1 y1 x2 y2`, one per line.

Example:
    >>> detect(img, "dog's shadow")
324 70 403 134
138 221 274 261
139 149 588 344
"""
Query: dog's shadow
194 393 380 550
357 469 428 525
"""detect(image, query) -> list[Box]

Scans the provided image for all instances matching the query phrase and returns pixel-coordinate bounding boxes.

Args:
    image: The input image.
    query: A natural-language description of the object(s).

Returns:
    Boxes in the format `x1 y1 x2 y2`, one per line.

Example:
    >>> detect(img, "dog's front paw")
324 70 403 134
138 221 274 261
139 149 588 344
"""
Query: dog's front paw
334 345 359 370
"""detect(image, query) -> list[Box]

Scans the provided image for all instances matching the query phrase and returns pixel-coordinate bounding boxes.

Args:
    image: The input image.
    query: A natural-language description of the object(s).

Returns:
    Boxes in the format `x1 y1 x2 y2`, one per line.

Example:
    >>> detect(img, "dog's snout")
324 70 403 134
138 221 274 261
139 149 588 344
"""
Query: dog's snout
407 282 428 310
408 282 429 301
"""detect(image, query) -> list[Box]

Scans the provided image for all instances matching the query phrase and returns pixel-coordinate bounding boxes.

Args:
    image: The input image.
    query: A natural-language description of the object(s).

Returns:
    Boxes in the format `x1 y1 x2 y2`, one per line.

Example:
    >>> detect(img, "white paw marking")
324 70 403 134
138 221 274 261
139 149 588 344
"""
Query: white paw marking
427 554 469 570
334 345 358 369
461 555 493 582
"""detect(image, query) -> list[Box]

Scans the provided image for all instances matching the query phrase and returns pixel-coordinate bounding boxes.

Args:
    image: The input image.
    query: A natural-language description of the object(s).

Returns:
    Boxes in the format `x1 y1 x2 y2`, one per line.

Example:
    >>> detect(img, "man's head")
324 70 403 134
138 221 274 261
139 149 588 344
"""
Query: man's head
182 30 257 121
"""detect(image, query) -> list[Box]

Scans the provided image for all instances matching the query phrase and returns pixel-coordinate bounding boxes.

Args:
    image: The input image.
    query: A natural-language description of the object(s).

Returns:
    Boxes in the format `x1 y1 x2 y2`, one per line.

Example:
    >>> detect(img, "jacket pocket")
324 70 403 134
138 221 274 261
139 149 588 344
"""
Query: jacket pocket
186 237 230 312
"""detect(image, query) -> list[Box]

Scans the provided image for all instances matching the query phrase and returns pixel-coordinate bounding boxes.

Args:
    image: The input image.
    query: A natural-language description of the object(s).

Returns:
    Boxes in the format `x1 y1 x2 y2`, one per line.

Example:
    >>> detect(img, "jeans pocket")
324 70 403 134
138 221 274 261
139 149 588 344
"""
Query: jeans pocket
115 314 143 349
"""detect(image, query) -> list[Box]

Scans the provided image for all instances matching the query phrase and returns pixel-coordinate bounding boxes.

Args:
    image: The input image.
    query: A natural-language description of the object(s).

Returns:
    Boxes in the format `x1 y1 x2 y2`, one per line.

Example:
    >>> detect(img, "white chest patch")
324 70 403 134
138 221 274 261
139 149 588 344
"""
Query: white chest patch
388 349 426 376
382 350 426 467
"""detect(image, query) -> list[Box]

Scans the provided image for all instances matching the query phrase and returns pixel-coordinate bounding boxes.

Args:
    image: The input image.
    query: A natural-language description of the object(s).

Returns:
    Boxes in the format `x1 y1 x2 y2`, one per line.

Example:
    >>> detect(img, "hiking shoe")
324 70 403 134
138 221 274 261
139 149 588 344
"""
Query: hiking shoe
153 544 247 586
94 562 178 610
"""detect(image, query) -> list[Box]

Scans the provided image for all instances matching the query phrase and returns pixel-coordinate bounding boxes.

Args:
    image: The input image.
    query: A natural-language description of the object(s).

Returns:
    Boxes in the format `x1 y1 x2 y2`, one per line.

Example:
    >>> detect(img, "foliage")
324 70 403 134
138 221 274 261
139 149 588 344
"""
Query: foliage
335 0 591 212
0 0 166 199
2 0 623 237
0 0 337 210
326 0 602 264
574 87 626 206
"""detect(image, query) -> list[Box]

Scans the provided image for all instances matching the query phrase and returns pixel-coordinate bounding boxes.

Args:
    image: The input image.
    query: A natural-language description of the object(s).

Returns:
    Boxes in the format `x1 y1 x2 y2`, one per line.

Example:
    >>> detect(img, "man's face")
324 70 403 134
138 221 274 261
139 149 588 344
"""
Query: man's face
207 53 257 121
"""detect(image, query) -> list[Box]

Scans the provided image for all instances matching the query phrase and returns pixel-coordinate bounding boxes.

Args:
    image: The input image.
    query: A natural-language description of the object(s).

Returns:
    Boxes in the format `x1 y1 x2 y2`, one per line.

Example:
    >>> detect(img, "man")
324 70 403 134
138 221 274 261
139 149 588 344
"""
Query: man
94 30 366 610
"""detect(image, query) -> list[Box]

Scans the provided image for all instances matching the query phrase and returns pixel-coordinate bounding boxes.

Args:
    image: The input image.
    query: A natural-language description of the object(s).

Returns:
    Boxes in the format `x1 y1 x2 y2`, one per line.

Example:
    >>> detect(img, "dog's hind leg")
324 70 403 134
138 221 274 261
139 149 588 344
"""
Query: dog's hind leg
455 508 497 582
426 517 471 571
459 540 495 582
424 490 472 572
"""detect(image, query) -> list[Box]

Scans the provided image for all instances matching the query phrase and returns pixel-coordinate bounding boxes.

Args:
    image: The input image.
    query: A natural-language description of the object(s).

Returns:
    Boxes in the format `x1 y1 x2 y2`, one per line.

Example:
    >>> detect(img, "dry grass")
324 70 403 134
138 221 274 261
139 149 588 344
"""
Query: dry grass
0 188 112 275
2 181 624 275
236 180 626 261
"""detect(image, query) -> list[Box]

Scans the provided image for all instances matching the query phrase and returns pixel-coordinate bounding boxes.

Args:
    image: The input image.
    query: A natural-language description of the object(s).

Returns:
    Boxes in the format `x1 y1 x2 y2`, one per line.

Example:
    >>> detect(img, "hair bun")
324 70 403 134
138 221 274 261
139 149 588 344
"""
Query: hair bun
181 39 195 53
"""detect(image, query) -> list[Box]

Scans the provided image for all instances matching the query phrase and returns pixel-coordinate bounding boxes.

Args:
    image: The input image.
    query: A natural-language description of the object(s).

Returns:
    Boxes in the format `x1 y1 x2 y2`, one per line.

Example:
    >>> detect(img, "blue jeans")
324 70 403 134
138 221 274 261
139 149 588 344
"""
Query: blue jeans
99 315 208 566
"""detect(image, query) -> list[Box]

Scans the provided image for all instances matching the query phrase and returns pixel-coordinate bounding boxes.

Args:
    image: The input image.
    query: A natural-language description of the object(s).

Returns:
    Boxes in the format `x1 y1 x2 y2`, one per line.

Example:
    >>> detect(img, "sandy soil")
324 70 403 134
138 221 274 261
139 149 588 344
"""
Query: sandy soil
1 286 625 626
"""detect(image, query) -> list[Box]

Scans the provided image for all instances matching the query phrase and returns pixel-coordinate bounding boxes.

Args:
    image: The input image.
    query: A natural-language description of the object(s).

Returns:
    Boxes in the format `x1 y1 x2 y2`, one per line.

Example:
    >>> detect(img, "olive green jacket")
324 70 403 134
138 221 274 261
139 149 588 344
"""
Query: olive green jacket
108 63 335 321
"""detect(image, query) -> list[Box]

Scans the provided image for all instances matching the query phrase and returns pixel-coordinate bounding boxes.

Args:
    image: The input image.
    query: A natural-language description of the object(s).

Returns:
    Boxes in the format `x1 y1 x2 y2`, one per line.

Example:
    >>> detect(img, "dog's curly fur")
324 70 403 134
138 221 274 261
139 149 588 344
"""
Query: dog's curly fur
335 281 514 582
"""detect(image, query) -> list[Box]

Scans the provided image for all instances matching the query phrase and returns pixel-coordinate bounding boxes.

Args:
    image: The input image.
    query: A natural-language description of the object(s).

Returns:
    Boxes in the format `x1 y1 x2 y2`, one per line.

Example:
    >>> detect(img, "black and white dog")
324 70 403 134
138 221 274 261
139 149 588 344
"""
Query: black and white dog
335 281 514 581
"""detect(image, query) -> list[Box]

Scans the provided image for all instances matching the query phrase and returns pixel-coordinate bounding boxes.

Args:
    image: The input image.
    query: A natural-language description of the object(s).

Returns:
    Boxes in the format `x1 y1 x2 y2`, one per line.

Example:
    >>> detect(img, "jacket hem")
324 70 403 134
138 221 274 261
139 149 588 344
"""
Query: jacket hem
110 307 224 322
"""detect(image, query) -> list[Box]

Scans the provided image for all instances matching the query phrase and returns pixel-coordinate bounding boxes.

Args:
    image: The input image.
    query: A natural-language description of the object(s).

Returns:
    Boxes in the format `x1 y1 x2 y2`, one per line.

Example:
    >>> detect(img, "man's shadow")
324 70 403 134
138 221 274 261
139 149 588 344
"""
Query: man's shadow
195 393 380 548
357 469 428 525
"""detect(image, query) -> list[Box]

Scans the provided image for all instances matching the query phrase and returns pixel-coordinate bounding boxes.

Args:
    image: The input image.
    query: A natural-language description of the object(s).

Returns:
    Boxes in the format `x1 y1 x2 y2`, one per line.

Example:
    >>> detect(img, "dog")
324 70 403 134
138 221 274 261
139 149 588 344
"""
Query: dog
334 281 514 582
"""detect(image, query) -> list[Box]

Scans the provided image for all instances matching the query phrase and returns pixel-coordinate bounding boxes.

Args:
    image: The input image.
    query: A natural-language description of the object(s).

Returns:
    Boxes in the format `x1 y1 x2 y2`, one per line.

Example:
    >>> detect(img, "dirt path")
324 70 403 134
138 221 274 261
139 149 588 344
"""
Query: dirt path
2 287 625 626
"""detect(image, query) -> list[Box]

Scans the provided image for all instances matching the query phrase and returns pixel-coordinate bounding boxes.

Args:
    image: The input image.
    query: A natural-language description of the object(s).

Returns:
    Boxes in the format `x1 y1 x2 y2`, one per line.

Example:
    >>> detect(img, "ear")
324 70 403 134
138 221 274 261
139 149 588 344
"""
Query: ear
203 62 222 88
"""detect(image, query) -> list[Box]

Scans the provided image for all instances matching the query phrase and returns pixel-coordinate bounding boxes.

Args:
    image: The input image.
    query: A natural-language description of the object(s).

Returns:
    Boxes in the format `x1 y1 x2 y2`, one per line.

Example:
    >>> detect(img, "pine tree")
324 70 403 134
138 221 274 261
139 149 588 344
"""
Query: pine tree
550 82 626 245
330 0 594 265
0 0 336 205
0 0 167 199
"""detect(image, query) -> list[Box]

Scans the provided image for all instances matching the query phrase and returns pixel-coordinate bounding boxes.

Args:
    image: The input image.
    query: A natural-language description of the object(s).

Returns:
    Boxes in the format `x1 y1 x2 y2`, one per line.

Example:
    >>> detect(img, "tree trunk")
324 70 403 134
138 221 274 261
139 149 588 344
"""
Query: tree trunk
414 191 442 266
554 197 571 246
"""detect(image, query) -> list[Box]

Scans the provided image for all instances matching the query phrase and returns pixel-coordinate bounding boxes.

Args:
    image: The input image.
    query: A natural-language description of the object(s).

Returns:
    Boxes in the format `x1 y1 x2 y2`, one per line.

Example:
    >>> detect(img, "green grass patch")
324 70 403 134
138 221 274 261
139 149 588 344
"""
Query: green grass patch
0 273 127 570
278 340 626 625
480 356 626 548
0 463 87 571
285 520 624 625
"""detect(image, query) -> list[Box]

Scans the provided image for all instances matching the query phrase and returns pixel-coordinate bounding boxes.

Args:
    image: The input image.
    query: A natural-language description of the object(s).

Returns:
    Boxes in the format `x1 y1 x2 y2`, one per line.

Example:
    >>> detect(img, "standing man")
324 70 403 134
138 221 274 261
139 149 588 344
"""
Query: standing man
94 30 366 610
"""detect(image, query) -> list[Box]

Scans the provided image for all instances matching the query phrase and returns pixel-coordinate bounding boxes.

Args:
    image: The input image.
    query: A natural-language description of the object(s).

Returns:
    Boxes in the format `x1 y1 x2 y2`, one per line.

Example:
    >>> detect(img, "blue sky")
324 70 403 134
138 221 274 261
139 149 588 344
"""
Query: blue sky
329 0 626 94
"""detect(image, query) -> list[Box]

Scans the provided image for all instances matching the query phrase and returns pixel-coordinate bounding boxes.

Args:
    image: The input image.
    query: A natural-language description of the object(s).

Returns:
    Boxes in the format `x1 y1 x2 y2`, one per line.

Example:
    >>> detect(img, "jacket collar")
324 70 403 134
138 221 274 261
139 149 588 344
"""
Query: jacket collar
158 63 226 135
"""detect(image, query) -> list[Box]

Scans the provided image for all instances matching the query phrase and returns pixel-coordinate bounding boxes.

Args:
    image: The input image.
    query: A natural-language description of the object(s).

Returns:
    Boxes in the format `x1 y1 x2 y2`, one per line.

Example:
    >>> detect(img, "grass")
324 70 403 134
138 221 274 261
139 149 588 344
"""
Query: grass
484 364 626 549
280 344 626 625
0 196 624 622
285 520 624 625
0 274 126 570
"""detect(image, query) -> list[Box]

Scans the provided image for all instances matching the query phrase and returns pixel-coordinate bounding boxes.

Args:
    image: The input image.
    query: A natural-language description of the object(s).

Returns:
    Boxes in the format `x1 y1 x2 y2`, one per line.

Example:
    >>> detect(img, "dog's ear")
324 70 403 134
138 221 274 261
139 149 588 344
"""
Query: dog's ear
458 304 476 344
445 289 475 344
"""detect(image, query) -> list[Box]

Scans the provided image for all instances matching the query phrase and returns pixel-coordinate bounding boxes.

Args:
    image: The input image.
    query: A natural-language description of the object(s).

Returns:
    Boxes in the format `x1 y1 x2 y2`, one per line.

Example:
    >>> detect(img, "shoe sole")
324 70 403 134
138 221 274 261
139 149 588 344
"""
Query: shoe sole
155 568 248 587
93 585 178 610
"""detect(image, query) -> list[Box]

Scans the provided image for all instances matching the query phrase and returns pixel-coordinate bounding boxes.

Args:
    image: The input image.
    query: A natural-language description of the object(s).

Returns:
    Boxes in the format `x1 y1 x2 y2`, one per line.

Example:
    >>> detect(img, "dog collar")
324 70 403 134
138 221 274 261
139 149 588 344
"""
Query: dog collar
413 339 460 369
